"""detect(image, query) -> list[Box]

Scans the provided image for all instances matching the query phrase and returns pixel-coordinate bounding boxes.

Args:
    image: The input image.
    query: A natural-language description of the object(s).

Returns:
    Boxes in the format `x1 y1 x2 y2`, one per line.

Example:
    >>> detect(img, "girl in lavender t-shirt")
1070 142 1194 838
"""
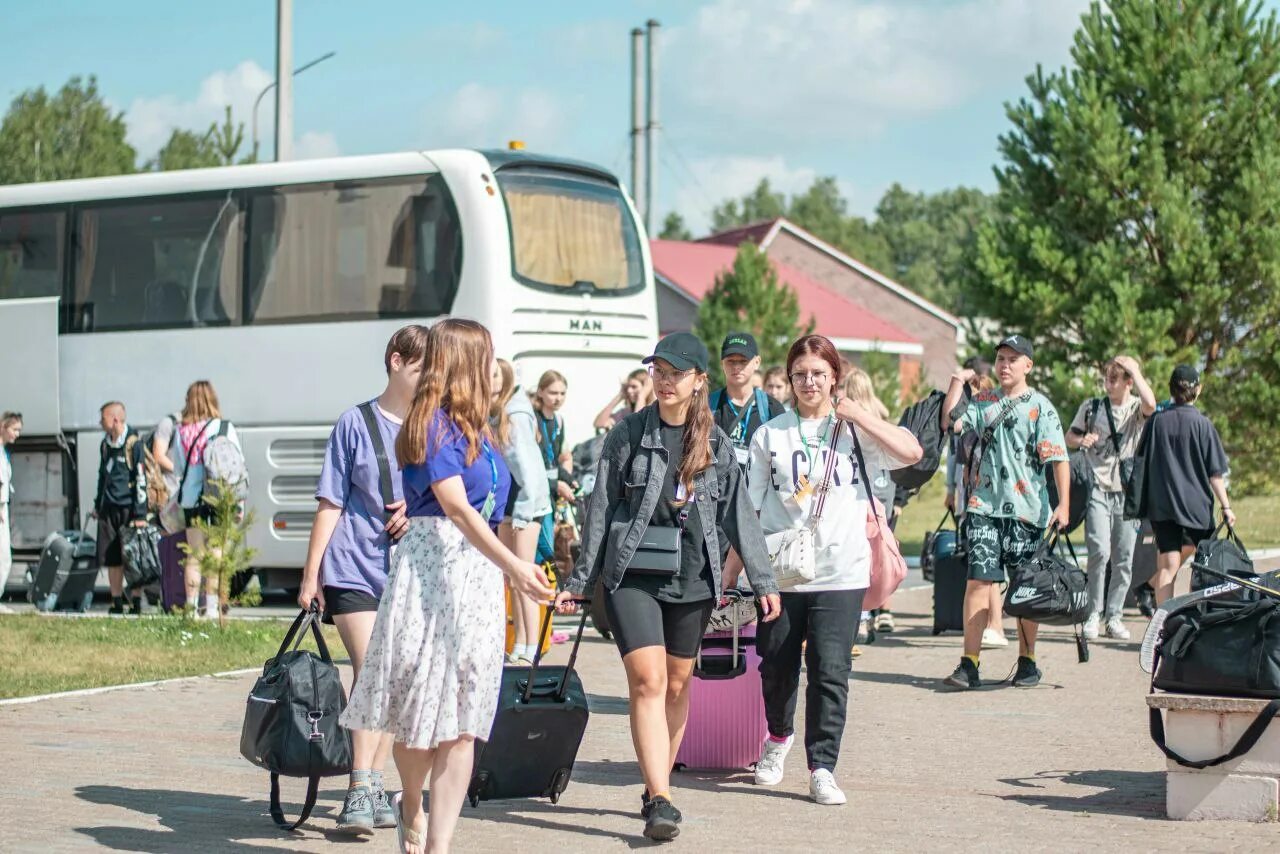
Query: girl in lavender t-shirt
297 324 427 836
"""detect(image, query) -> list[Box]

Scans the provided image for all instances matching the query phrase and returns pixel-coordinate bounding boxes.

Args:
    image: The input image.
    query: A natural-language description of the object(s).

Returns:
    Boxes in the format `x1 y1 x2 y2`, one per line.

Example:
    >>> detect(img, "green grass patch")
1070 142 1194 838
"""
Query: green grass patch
0 615 341 701
893 475 949 560
1233 492 1280 549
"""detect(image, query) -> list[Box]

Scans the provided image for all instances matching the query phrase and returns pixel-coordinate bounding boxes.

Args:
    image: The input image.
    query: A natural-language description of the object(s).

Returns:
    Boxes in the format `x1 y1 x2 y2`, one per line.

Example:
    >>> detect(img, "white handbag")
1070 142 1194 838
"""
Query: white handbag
767 420 844 590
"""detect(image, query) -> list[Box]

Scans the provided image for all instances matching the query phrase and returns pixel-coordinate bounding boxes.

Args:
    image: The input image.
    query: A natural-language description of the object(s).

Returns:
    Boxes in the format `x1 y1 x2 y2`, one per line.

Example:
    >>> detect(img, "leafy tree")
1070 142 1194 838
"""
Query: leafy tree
150 106 250 171
693 243 815 386
659 211 692 241
0 76 135 184
970 0 1280 492
875 183 992 312
710 178 786 232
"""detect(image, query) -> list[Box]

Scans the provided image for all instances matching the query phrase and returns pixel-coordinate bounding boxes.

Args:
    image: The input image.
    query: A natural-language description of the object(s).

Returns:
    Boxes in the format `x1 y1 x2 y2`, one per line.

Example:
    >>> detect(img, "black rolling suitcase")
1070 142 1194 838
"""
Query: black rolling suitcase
468 607 591 807
932 550 968 634
31 530 98 612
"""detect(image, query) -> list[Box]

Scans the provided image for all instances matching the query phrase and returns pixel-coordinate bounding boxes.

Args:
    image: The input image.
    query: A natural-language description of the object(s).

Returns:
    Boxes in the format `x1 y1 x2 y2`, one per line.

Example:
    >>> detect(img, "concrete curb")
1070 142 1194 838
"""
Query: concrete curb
0 666 259 707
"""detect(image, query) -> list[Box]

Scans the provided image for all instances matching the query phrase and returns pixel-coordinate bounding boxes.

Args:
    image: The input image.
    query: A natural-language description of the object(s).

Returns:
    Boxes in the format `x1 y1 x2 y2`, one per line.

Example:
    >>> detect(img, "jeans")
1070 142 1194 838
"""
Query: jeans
757 588 865 772
1084 489 1138 620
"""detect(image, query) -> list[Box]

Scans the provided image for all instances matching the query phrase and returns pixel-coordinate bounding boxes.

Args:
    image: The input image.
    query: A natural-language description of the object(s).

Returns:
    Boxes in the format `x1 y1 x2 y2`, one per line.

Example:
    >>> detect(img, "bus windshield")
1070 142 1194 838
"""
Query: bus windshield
497 168 644 296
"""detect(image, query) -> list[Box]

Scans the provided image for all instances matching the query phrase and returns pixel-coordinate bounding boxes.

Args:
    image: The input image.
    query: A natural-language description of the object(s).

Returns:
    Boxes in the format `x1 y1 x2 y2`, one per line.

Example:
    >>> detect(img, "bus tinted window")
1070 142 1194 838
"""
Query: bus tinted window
246 175 461 323
498 169 643 296
0 210 64 300
68 195 241 332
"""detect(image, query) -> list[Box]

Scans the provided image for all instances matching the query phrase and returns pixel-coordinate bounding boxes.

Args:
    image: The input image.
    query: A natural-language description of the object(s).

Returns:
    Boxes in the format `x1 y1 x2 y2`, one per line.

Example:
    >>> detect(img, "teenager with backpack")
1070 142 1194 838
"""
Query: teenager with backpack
94 402 150 615
490 358 553 665
555 332 781 842
710 332 786 472
173 381 244 619
944 358 1009 649
295 325 425 836
940 336 1071 690
1141 365 1234 606
741 335 922 806
340 318 554 854
1066 355 1157 640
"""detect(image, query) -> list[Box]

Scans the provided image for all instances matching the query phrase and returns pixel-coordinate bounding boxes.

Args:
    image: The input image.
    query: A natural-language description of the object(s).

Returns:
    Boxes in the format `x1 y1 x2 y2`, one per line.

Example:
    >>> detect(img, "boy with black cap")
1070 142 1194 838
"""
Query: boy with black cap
710 331 786 472
939 335 1071 689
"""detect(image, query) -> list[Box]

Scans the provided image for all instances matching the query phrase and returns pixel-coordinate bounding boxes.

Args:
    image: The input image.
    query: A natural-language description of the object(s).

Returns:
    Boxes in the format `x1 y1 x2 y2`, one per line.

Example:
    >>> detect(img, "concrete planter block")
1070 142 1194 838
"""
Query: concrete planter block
1148 693 1280 822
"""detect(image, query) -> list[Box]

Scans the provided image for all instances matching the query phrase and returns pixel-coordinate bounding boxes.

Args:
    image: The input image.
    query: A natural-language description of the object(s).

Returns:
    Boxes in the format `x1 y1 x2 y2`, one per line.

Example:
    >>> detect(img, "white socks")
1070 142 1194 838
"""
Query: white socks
515 643 536 660
205 593 220 617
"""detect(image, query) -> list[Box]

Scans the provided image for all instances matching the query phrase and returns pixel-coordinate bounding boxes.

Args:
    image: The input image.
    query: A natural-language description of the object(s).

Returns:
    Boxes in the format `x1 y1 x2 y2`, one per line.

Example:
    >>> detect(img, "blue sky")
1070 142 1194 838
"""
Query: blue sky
5 1 1271 232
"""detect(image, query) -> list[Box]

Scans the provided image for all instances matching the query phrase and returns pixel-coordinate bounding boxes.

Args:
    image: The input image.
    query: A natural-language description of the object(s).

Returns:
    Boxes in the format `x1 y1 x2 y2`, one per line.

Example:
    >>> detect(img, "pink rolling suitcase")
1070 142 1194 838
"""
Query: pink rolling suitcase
675 602 768 771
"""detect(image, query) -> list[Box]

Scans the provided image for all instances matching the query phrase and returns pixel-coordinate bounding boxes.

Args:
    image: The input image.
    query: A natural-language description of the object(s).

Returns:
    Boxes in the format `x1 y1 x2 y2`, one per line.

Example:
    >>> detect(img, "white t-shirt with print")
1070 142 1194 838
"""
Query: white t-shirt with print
747 410 914 592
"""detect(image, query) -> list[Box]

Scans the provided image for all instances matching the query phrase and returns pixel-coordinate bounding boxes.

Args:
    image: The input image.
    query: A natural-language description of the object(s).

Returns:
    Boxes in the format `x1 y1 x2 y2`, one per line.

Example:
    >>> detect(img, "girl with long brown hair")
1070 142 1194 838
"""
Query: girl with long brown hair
741 335 921 806
340 319 554 854
489 358 552 664
592 367 655 430
556 332 781 842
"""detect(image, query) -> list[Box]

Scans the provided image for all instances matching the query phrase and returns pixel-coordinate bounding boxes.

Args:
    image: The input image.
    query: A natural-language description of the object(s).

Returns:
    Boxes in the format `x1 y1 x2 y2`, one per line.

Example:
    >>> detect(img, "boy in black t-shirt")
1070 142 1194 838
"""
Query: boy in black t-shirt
710 332 786 471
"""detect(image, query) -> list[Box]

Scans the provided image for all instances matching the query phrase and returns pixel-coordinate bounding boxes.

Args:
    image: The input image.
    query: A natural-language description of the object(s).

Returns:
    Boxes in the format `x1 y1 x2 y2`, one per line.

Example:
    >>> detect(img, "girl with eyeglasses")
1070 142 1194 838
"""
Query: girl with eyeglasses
733 335 922 806
556 332 781 842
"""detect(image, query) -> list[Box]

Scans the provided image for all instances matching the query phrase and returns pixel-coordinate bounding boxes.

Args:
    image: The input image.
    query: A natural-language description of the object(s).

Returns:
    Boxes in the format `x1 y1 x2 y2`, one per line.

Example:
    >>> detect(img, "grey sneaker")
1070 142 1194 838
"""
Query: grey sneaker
335 784 375 835
372 779 397 829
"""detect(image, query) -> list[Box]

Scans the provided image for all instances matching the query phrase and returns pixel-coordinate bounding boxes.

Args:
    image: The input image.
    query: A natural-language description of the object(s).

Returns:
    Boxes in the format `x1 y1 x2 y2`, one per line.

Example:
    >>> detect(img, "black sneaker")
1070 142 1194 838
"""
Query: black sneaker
1136 585 1156 619
640 788 652 814
1013 656 1042 688
108 602 125 615
943 658 980 690
641 796 682 841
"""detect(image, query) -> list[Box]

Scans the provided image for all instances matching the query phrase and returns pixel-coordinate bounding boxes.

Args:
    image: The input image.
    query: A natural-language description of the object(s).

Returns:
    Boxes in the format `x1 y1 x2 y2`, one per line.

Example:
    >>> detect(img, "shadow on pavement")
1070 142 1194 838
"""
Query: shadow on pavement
74 783 366 851
994 769 1166 819
571 759 813 804
462 795 649 849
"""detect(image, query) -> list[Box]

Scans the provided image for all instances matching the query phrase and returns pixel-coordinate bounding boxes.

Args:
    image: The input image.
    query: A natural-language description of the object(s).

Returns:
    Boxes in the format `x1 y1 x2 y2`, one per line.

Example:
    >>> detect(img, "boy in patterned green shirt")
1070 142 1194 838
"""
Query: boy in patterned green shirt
939 335 1070 690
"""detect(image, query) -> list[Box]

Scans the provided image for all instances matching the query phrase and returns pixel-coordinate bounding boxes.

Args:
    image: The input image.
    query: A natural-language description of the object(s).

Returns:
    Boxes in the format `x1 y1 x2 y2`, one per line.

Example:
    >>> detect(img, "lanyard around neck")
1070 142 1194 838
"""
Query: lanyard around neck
539 414 559 466
725 395 756 442
796 409 834 477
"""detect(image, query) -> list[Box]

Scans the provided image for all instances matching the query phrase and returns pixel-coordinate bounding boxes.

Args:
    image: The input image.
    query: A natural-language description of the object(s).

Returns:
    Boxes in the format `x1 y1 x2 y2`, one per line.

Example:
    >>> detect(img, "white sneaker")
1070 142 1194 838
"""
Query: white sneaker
1082 614 1100 640
981 628 1008 649
754 735 793 786
809 769 847 806
1104 617 1131 640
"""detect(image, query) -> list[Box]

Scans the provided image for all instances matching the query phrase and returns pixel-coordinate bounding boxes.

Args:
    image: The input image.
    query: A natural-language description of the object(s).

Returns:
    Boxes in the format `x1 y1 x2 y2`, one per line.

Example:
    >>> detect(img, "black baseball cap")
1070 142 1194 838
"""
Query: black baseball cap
720 331 759 360
1171 364 1200 386
643 332 709 373
995 334 1034 360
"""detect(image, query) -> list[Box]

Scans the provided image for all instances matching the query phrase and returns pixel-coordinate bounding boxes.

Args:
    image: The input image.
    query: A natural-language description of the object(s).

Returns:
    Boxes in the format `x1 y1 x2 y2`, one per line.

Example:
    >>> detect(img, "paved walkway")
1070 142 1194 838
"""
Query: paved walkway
3 586 1276 852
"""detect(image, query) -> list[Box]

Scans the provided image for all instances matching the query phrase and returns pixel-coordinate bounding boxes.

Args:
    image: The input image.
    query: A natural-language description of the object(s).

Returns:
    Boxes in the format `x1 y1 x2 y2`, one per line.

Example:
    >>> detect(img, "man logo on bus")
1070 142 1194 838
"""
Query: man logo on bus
569 318 603 332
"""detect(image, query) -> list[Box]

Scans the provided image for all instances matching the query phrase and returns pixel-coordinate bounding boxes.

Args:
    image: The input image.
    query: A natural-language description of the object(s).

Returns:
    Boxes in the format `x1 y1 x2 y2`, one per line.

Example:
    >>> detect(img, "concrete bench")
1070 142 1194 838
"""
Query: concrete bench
1147 693 1280 821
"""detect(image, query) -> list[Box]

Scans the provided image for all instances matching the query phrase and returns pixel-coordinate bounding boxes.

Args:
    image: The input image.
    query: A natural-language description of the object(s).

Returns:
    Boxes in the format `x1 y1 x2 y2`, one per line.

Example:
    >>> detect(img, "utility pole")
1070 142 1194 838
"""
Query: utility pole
274 0 293 162
644 19 660 234
630 27 645 222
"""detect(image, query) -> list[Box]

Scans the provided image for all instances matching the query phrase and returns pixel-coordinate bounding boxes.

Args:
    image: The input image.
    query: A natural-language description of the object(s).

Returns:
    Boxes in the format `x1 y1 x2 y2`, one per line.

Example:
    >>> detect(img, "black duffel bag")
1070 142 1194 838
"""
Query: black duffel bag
240 605 353 830
1149 589 1280 768
1191 521 1254 593
1003 526 1090 627
122 523 163 590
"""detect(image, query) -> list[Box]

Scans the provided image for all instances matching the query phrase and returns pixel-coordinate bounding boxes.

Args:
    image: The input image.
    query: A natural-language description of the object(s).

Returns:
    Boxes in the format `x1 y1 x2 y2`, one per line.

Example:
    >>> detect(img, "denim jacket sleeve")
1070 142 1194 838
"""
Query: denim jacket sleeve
714 435 778 596
564 421 628 596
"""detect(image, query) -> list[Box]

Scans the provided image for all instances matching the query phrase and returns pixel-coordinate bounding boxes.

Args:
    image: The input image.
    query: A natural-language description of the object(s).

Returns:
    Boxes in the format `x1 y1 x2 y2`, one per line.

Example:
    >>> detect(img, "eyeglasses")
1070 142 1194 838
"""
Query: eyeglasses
649 365 695 384
790 372 831 386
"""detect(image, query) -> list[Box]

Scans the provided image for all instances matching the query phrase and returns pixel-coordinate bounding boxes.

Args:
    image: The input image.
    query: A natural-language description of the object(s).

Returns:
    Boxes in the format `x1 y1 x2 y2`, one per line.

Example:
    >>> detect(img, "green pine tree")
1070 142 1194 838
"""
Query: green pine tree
693 243 815 386
180 482 257 628
970 0 1280 491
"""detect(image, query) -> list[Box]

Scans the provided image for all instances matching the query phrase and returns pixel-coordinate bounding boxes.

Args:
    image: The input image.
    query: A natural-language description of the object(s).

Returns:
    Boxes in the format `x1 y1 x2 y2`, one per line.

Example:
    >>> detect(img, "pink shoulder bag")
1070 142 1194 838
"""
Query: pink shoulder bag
847 424 908 610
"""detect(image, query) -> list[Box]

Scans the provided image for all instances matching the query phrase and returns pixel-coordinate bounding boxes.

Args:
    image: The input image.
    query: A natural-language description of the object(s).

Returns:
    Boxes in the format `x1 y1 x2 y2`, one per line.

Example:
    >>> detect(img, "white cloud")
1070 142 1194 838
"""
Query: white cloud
671 0 1089 143
428 83 565 150
126 60 339 161
669 154 819 236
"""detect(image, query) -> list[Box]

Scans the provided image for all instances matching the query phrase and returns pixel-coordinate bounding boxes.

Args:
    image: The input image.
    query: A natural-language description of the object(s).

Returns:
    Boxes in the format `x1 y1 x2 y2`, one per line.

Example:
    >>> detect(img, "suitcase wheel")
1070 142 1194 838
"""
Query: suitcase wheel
672 762 687 773
548 767 571 804
932 628 942 636
468 794 479 808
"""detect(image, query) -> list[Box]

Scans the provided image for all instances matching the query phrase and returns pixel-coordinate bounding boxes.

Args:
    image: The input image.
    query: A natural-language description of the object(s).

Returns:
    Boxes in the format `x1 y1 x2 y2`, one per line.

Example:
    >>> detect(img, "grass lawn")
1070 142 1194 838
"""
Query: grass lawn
894 471 1280 555
0 615 341 701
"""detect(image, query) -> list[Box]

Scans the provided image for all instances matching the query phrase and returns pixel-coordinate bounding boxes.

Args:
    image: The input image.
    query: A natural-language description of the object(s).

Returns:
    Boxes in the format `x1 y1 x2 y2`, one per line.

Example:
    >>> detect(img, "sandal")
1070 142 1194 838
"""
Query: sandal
393 791 425 853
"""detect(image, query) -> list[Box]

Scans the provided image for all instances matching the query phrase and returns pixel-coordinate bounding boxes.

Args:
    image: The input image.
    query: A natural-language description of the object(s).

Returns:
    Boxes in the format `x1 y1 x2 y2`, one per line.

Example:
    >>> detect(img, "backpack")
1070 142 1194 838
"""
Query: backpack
126 416 177 516
203 420 249 501
891 390 946 491
1046 399 1099 535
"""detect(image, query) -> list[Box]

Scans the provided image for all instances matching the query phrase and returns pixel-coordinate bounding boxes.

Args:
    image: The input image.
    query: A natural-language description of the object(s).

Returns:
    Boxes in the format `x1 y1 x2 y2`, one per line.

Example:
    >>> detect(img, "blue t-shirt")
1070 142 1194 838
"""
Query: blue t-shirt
315 402 404 598
403 412 511 522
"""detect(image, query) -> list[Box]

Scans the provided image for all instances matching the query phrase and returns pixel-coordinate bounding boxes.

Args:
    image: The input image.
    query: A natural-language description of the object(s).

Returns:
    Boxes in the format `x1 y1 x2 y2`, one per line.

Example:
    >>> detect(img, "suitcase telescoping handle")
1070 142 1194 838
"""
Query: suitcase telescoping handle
525 601 591 704
694 590 746 680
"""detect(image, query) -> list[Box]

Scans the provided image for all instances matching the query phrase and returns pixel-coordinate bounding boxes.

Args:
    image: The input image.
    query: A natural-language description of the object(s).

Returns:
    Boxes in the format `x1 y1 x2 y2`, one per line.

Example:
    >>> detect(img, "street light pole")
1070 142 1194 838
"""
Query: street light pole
275 0 293 161
251 51 336 162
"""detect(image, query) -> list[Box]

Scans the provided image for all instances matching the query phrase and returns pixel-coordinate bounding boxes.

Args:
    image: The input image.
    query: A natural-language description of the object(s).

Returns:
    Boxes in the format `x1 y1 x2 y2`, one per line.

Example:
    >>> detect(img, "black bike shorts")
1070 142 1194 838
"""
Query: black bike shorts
604 586 716 659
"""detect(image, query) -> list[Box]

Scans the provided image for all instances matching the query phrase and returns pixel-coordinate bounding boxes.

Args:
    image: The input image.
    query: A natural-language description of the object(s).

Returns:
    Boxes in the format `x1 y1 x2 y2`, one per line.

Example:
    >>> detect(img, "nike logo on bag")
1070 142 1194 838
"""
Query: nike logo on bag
1008 586 1040 605
527 731 545 741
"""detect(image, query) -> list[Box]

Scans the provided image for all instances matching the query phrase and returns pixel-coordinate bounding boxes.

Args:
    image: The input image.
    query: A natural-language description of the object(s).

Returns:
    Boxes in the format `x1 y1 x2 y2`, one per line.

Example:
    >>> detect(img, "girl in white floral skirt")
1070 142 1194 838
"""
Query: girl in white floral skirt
340 318 555 854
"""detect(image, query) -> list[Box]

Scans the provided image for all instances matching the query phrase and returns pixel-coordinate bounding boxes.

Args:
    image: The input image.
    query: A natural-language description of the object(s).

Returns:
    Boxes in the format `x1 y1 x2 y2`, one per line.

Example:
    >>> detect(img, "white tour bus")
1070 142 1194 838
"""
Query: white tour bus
0 148 656 591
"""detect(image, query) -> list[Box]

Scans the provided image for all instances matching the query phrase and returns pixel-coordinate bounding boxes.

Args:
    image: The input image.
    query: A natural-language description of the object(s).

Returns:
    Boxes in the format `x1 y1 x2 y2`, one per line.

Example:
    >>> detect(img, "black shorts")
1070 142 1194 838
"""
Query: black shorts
1151 520 1214 554
96 504 133 567
604 587 716 659
321 585 380 625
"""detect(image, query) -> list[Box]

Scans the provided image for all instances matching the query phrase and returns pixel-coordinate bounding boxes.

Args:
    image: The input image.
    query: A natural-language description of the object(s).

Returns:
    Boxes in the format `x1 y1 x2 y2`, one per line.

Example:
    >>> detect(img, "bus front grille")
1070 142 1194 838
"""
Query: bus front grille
270 475 321 503
268 438 327 468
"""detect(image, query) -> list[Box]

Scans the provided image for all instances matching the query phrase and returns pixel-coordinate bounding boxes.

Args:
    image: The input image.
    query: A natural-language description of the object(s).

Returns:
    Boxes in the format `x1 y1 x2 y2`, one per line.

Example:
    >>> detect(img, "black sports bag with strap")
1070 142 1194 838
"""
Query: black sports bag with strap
1003 525 1090 627
240 605 353 830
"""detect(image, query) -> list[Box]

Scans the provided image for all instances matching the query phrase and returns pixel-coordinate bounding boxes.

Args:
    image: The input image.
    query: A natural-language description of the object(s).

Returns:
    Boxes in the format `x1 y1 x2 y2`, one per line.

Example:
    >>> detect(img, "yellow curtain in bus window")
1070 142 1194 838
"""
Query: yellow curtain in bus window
506 190 628 290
